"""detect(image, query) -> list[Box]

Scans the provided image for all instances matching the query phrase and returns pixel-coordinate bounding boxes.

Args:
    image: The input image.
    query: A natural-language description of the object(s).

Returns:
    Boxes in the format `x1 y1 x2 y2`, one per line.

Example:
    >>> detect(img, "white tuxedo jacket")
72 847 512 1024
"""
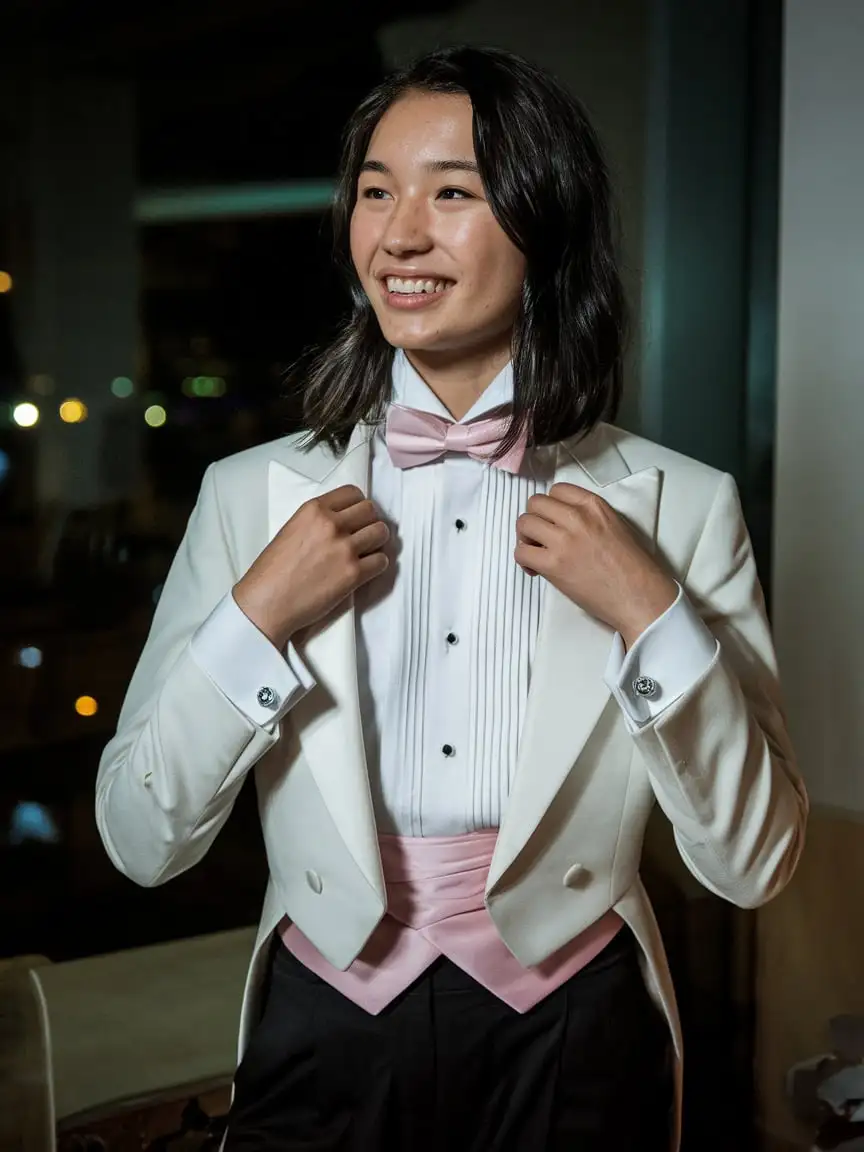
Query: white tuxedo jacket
96 420 807 1142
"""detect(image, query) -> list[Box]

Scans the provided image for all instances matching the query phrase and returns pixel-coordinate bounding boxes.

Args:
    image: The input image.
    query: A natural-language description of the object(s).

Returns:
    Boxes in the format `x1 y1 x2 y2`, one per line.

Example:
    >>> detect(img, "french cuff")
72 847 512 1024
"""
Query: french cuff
190 592 316 728
604 584 718 729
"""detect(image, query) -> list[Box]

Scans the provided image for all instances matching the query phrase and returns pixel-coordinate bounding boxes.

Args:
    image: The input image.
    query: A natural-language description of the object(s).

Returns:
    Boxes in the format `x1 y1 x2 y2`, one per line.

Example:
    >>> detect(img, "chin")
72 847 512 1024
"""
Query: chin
377 322 451 354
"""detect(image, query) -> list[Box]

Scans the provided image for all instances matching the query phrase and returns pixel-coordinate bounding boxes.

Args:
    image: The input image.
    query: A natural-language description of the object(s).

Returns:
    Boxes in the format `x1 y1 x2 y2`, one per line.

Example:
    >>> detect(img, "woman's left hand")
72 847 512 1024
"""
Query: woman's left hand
515 482 678 649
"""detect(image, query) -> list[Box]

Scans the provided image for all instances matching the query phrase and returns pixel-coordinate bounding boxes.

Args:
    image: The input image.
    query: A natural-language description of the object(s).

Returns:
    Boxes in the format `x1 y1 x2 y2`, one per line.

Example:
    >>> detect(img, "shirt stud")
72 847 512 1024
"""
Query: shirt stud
454 518 466 531
632 676 658 699
257 685 279 709
442 744 455 757
446 632 458 645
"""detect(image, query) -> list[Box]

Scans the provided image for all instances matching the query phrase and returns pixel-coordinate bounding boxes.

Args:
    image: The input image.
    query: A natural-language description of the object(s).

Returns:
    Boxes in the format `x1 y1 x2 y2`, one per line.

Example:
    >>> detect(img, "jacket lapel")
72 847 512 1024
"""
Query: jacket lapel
487 426 661 895
267 424 385 905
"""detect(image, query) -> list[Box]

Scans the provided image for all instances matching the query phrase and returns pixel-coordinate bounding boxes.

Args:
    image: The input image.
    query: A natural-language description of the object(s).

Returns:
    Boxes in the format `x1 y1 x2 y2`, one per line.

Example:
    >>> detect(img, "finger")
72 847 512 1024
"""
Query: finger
351 519 390 557
548 482 595 507
525 492 575 527
516 512 562 549
514 540 548 576
355 550 390 586
319 484 366 513
336 498 382 533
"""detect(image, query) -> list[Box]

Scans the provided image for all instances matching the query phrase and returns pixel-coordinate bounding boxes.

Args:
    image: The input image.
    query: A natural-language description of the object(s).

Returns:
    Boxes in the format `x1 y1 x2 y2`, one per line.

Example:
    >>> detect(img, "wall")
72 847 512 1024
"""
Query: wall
758 0 864 1146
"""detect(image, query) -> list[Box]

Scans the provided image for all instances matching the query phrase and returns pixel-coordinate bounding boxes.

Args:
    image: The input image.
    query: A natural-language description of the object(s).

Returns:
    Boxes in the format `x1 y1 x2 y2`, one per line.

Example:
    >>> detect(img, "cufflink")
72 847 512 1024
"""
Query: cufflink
257 685 279 709
632 675 658 699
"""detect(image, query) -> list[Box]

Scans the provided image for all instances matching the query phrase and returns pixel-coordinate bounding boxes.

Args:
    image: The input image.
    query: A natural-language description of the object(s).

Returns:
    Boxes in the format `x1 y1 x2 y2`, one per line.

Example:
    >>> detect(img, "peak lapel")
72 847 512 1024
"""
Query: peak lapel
267 424 384 905
487 427 661 895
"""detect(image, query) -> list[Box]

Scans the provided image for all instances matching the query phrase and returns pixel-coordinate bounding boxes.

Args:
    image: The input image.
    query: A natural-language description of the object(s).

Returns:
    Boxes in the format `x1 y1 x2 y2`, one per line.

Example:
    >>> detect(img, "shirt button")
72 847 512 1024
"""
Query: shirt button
446 632 458 646
442 744 455 757
454 518 466 531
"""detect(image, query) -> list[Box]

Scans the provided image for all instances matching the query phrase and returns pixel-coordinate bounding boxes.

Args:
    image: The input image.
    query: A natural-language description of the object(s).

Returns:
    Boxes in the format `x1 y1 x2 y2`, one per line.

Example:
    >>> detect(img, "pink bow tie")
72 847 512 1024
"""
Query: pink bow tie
385 403 528 474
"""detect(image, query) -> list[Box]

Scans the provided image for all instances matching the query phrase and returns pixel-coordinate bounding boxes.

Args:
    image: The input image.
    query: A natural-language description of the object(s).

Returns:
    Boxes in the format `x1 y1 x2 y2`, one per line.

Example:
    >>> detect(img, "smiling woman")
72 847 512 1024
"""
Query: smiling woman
298 46 626 461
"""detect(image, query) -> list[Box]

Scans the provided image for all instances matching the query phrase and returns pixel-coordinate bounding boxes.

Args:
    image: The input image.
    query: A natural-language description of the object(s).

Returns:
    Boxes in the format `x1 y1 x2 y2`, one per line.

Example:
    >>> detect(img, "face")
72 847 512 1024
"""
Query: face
350 91 526 367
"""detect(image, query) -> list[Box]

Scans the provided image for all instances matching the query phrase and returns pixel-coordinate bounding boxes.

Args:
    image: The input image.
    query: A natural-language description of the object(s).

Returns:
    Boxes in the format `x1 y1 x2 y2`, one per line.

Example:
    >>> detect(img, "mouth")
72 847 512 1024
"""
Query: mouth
377 275 456 310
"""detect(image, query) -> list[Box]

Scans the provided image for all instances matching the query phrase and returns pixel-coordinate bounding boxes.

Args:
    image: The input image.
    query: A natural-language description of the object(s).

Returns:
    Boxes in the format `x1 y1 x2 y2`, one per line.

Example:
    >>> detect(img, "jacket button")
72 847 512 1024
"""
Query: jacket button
563 863 590 889
305 869 323 895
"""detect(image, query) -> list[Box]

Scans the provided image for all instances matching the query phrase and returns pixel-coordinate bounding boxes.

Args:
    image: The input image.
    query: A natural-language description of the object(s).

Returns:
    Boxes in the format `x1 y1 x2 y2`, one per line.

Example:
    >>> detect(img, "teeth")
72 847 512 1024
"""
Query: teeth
385 277 451 294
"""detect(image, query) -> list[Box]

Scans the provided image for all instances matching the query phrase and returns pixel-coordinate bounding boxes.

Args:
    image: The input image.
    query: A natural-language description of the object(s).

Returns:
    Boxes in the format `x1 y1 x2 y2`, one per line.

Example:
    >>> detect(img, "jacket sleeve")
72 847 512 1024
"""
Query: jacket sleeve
96 463 289 887
630 471 808 908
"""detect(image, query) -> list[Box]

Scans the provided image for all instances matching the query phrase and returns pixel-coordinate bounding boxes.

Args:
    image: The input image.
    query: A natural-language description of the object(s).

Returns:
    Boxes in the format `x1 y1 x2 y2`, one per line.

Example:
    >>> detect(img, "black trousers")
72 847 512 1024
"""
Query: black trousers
225 927 673 1151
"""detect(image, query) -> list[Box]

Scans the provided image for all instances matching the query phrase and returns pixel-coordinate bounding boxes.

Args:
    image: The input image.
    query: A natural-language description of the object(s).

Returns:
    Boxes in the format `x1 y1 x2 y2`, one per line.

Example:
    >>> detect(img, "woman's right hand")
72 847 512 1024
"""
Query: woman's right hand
233 484 390 649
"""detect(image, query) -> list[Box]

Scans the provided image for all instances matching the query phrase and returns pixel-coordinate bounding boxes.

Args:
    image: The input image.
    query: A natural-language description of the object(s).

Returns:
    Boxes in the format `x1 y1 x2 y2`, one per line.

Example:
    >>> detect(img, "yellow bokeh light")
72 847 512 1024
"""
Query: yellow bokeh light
0 271 12 294
59 398 88 424
144 404 167 428
75 695 99 717
13 402 40 428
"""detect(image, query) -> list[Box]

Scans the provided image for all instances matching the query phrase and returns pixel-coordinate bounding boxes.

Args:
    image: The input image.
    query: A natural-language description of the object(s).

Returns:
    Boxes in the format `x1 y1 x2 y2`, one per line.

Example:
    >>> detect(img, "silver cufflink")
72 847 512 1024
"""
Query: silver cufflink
633 675 658 699
257 685 279 709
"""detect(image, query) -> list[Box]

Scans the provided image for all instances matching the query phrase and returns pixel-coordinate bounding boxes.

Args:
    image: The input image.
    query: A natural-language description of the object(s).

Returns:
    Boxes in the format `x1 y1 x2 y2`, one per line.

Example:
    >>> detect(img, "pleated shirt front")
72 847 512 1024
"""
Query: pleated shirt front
357 351 552 837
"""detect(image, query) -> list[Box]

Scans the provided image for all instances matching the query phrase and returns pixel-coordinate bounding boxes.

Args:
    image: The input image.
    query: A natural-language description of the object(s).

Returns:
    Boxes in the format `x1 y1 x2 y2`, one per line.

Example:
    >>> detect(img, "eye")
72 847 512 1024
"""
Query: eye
360 186 391 201
437 187 473 201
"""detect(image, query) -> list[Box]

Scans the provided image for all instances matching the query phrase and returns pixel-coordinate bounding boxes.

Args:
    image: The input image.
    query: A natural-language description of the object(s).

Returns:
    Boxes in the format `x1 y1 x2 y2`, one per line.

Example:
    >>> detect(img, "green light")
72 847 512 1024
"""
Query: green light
135 181 337 224
182 375 227 399
111 376 135 398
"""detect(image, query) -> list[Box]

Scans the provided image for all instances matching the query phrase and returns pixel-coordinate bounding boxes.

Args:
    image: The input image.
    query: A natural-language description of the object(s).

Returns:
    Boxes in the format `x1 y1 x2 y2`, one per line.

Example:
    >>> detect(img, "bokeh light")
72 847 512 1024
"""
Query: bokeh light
182 375 227 399
17 646 43 669
111 376 135 398
0 449 10 485
59 398 88 424
9 802 60 845
144 404 167 427
13 402 40 428
0 270 12 294
75 695 98 717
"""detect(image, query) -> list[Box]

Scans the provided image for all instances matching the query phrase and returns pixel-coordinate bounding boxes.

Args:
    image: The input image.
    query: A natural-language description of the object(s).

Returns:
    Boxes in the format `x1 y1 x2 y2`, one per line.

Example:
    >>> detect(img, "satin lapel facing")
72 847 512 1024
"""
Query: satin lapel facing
267 425 384 905
487 439 661 895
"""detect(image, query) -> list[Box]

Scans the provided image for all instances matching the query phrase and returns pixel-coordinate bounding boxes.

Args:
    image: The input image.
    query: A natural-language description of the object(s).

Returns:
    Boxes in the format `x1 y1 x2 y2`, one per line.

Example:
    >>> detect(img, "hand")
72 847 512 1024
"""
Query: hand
515 482 677 648
233 485 390 649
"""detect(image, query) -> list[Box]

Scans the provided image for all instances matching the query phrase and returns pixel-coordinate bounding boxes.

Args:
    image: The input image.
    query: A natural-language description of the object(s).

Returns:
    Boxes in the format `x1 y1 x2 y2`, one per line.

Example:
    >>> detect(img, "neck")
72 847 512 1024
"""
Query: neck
403 342 512 421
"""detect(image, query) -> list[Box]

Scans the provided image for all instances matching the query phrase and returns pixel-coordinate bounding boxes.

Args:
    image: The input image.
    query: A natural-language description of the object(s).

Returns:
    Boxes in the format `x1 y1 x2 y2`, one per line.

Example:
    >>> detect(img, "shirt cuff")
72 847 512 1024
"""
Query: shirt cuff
190 593 316 728
604 585 719 729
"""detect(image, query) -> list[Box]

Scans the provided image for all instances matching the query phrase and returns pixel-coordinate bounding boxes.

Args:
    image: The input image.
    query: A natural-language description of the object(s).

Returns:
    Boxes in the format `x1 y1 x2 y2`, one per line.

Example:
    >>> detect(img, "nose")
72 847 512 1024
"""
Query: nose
381 195 433 258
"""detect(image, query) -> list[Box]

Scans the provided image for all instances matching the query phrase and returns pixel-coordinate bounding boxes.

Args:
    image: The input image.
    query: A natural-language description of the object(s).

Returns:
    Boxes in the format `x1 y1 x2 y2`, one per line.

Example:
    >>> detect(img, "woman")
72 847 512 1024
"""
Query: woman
96 46 806 1151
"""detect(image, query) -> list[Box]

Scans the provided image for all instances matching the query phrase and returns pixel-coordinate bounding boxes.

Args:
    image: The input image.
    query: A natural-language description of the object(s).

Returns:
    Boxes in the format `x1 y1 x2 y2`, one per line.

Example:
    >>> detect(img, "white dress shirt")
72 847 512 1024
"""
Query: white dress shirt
190 351 716 836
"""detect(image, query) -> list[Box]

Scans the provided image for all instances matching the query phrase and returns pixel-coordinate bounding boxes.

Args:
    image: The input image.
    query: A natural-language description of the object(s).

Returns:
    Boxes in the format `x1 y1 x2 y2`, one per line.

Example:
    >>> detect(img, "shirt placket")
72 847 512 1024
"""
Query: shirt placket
420 455 482 836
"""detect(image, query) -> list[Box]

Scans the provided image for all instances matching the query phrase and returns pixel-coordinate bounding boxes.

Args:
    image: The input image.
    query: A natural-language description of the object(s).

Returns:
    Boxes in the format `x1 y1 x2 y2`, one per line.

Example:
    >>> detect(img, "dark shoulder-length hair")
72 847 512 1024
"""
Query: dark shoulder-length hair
298 44 627 457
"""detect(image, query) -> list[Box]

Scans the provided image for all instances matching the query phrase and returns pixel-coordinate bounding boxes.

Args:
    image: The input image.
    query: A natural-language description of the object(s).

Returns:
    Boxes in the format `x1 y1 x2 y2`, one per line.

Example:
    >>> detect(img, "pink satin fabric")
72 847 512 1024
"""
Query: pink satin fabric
280 830 623 1015
385 404 529 474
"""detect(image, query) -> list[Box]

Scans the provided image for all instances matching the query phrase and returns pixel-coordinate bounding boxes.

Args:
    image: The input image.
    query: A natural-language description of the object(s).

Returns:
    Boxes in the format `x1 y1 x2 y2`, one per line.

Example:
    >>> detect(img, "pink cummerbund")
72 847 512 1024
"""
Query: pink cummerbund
279 830 623 1015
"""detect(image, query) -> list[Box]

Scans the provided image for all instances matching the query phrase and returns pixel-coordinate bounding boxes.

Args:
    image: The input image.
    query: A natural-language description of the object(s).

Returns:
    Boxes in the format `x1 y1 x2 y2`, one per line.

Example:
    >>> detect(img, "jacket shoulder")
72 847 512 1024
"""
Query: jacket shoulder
603 423 726 488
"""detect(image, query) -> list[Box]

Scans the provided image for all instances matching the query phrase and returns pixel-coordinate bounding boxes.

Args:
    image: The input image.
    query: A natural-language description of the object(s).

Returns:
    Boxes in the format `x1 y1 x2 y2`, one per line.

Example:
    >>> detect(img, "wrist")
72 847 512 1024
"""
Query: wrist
232 583 295 651
616 576 678 650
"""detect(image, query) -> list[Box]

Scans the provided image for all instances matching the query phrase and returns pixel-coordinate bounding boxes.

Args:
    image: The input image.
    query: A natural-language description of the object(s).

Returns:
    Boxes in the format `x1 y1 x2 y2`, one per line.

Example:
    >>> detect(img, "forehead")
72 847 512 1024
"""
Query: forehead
365 91 475 163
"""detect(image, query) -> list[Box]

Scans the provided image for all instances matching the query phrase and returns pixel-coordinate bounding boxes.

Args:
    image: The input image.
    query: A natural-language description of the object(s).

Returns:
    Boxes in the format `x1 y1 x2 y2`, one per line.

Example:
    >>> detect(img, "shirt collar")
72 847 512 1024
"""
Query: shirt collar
390 348 515 423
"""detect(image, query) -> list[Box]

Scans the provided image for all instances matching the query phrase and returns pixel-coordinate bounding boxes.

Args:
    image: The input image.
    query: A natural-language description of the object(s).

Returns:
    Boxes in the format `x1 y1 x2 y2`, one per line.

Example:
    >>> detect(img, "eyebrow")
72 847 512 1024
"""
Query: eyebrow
359 158 481 176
